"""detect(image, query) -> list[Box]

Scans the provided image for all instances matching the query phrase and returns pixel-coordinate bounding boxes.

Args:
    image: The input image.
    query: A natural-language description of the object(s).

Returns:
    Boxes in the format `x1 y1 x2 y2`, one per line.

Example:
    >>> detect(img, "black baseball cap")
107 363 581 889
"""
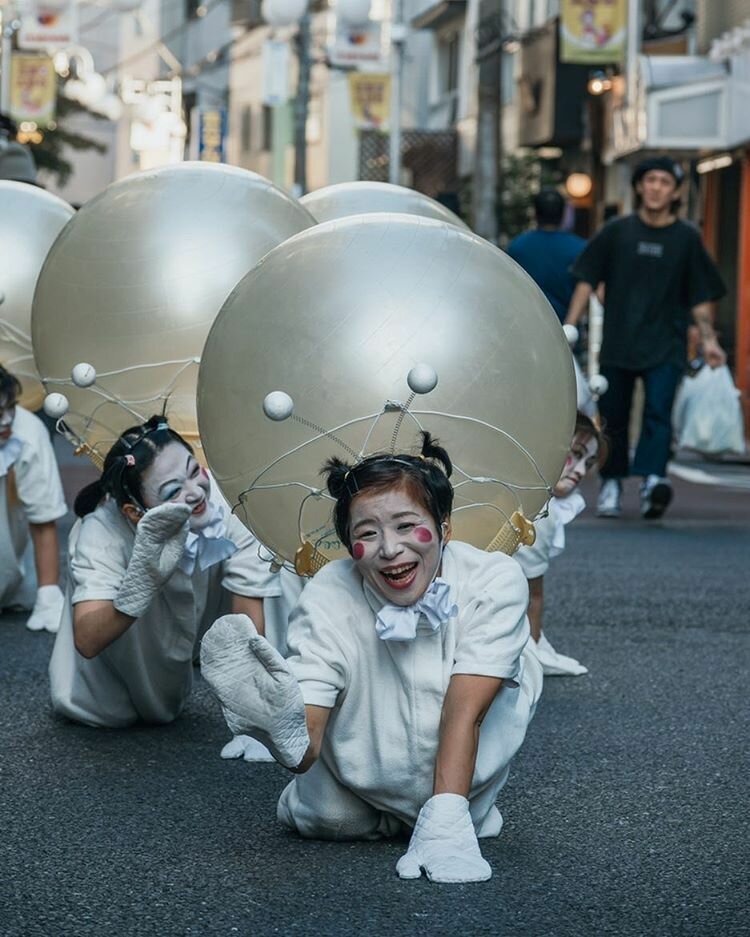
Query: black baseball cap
631 156 684 188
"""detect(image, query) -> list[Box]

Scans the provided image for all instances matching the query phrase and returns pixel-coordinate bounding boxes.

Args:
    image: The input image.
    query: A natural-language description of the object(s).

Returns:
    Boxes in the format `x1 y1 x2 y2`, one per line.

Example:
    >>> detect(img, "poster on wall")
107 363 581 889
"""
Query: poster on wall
560 0 627 64
19 1 78 51
348 72 390 130
10 53 57 126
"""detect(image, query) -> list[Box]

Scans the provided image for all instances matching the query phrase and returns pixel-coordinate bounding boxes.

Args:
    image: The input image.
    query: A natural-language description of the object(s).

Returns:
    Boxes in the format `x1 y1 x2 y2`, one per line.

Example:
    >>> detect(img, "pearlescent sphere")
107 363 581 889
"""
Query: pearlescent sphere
43 392 70 419
71 362 96 387
32 163 314 462
0 182 74 409
263 391 294 421
562 323 579 346
407 363 438 395
589 373 609 398
300 182 469 230
198 214 576 566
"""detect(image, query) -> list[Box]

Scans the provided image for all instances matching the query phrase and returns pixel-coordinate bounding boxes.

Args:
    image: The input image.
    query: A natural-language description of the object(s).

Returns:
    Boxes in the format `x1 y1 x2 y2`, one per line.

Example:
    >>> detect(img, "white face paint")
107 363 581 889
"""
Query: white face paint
348 486 442 607
0 396 16 448
553 432 599 498
140 441 212 530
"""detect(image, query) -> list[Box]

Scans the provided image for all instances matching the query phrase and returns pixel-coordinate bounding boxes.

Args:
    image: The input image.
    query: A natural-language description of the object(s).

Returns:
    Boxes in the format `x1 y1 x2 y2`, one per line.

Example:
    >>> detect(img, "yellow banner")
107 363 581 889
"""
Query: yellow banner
10 53 57 126
560 0 627 64
348 73 390 131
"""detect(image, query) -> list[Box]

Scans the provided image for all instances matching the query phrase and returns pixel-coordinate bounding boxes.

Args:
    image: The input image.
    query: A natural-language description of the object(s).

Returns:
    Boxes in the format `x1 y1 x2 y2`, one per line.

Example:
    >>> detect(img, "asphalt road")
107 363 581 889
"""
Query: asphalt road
1 459 749 937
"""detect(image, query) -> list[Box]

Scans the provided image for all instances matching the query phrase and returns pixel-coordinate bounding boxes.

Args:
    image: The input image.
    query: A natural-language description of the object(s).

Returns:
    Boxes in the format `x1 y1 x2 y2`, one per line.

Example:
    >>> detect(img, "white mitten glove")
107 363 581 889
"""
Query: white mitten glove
220 735 276 763
114 502 192 618
200 614 309 769
26 584 64 634
396 793 492 884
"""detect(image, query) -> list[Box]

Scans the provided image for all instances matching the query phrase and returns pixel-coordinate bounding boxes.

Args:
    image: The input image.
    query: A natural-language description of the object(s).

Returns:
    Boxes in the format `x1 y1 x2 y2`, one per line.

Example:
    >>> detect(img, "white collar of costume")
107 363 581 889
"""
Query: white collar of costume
0 435 22 478
363 546 458 642
177 500 238 575
549 490 586 559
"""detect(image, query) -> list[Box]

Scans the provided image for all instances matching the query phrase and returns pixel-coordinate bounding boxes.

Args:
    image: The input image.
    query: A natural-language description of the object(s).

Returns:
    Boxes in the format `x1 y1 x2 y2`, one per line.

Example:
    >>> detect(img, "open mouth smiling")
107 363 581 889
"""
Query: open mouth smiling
380 562 418 589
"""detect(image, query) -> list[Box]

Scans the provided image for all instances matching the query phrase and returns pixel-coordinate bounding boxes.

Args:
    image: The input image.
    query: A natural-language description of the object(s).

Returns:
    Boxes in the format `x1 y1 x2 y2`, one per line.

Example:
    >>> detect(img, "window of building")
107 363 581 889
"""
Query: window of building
240 105 252 153
439 31 461 97
261 104 273 152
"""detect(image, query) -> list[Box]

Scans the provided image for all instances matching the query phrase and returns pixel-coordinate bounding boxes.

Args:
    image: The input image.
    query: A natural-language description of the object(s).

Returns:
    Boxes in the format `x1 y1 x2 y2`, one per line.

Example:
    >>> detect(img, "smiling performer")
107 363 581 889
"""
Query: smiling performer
515 412 602 677
0 365 67 632
201 432 542 884
49 416 286 730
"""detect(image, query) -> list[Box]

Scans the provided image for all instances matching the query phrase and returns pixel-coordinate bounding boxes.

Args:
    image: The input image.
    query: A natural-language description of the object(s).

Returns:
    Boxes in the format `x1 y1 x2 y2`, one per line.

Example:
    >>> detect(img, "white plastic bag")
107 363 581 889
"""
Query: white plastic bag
673 365 746 455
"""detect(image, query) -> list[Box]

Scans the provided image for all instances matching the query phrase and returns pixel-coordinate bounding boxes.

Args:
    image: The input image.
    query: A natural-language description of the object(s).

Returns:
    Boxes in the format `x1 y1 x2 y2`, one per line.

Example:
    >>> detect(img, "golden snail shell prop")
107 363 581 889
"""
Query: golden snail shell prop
197 213 576 572
0 182 74 409
32 163 315 464
300 181 469 230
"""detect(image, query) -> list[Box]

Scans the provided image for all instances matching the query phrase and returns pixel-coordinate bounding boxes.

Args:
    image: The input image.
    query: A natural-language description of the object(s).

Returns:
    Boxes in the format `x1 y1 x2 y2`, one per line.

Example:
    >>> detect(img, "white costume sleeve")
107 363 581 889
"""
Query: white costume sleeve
513 509 556 579
220 513 284 598
285 564 353 709
451 550 530 683
12 407 67 524
70 511 131 604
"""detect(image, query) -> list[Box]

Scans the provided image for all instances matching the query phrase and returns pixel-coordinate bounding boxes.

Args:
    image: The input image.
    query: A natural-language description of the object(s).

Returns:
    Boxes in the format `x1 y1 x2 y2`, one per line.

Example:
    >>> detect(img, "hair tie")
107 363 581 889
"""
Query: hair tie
124 454 135 466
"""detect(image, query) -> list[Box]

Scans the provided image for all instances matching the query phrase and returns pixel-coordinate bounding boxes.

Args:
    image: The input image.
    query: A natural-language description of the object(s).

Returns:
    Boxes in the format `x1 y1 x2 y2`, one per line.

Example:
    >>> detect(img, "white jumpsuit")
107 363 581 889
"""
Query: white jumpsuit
0 406 67 609
49 498 287 728
277 541 543 840
514 492 586 580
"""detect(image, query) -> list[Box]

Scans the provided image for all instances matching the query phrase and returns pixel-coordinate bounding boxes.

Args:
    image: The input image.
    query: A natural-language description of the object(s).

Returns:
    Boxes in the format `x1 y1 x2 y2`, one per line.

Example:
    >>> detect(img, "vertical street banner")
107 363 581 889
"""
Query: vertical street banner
348 73 390 130
10 54 57 126
262 40 290 107
198 108 228 162
560 0 627 64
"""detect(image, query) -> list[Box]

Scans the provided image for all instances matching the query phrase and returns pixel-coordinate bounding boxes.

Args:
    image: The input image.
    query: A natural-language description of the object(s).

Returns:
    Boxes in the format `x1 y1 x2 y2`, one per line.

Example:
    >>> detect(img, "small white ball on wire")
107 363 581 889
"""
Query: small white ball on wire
407 363 438 395
71 362 97 387
588 374 609 398
562 324 579 347
263 391 295 421
43 392 69 419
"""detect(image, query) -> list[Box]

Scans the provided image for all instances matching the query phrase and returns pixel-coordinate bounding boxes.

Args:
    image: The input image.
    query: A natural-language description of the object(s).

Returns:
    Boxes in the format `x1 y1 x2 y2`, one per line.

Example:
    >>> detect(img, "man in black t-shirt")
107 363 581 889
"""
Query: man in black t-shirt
564 156 726 520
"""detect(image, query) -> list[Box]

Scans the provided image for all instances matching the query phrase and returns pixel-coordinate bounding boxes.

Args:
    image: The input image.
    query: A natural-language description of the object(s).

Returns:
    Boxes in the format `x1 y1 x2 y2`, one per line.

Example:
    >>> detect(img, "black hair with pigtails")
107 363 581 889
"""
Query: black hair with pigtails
73 415 193 518
322 431 454 552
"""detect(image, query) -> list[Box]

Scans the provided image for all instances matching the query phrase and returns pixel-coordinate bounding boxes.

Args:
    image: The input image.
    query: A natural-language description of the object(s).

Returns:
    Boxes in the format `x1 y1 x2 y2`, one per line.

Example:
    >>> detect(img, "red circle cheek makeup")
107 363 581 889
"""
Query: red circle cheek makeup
352 542 365 560
414 526 433 543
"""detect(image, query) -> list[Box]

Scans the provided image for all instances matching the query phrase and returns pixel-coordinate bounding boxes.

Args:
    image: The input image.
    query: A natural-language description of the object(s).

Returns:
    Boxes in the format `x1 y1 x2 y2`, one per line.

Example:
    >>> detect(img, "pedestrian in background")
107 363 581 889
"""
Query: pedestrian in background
507 187 586 324
565 156 726 520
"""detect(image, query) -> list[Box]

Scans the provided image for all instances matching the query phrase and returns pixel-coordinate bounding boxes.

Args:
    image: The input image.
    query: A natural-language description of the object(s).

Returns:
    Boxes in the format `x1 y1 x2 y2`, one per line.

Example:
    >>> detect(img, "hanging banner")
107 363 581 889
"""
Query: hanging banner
197 108 228 163
348 72 390 130
18 1 78 52
560 0 627 64
262 39 290 107
9 53 57 126
330 20 384 68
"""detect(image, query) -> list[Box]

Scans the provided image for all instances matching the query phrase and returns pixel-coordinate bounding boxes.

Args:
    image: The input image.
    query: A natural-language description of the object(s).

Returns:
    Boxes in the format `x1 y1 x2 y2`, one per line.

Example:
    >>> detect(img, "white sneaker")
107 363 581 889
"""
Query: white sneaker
640 475 673 519
532 634 588 677
597 478 622 517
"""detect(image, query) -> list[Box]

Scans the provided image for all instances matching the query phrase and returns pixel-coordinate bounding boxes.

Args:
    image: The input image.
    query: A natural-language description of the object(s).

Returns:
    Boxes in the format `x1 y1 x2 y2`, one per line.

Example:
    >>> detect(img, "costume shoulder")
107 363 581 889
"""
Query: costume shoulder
76 499 132 553
446 540 528 600
303 556 362 601
13 406 50 447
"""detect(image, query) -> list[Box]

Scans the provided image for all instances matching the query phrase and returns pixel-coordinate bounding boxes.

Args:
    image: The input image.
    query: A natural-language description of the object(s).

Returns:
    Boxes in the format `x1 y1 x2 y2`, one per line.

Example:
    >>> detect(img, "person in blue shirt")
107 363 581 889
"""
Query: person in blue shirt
507 188 586 323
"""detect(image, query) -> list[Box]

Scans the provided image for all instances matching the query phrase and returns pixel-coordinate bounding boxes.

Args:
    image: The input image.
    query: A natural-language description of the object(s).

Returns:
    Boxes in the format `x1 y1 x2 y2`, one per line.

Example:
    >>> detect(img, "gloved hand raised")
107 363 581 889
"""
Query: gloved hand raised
200 614 309 770
396 793 492 884
114 502 192 618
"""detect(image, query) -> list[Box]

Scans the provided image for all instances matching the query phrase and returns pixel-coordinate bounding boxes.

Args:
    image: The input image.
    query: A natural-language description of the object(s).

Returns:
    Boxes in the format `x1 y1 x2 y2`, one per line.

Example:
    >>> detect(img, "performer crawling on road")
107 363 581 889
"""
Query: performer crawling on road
49 416 299 746
201 432 542 884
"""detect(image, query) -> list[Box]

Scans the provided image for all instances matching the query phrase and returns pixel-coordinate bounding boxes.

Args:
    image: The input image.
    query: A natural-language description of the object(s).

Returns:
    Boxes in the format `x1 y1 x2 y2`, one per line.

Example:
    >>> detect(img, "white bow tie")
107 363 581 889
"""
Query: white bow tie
178 501 238 575
375 577 458 642
0 436 22 478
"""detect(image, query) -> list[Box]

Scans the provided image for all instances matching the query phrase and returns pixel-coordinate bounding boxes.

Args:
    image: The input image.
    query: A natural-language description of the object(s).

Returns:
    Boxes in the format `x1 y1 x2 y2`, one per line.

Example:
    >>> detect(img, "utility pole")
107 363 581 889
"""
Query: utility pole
473 0 503 242
293 11 311 196
0 9 17 117
388 0 405 185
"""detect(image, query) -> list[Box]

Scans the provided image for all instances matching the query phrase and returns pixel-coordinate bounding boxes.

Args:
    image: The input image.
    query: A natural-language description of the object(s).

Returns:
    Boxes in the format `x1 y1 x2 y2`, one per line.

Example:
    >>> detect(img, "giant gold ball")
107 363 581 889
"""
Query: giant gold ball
0 182 74 409
32 163 314 460
301 181 468 230
198 214 576 566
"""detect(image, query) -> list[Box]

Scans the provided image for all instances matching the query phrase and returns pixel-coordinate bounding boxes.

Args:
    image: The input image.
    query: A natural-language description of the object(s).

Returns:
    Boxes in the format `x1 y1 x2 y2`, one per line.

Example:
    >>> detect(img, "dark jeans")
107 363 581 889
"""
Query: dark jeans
598 361 684 479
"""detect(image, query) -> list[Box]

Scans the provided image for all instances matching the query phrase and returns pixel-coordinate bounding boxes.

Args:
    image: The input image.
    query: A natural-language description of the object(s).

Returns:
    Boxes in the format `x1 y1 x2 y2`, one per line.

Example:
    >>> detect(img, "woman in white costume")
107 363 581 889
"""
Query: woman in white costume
0 366 67 632
515 411 602 676
201 433 542 884
49 415 293 733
